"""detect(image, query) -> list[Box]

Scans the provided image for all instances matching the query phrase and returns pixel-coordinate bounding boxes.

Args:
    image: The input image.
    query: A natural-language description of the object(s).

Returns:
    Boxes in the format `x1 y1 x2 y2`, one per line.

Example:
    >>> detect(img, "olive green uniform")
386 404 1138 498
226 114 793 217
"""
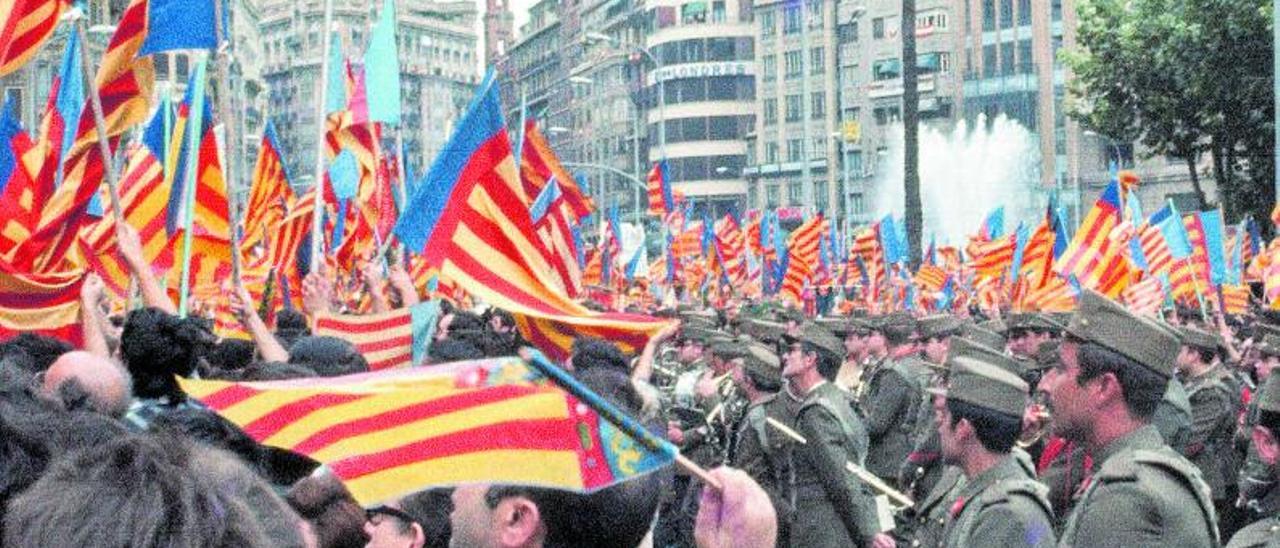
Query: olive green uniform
1183 363 1243 503
1059 424 1220 547
863 355 931 482
898 465 966 548
732 393 798 546
940 455 1056 548
791 381 881 548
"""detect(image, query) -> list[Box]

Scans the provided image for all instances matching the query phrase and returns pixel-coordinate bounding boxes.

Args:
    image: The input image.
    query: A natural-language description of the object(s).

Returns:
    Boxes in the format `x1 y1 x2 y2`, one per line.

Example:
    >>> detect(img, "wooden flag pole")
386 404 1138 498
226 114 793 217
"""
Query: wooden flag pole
176 57 211 318
72 16 125 224
212 0 242 284
309 0 335 275
765 416 914 509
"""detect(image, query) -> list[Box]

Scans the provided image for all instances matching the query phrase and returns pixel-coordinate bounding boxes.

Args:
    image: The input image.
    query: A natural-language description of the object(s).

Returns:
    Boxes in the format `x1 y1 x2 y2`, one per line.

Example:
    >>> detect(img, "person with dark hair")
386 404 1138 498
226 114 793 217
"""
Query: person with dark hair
729 343 794 544
287 473 371 548
486 308 517 335
447 369 663 548
387 488 454 548
568 337 629 375
1041 290 1218 546
233 361 320 381
4 434 278 547
426 337 485 364
1177 325 1243 524
861 312 930 484
288 336 369 377
931 356 1055 547
209 337 257 373
0 332 73 375
276 308 312 348
779 328 890 548
119 306 219 431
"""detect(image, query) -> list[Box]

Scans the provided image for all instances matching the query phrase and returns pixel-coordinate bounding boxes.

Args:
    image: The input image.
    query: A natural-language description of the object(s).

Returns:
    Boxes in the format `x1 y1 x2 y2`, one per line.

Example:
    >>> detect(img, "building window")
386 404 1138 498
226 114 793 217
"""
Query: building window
764 98 778 125
873 106 901 125
815 181 828 212
682 2 708 24
784 5 801 34
917 10 949 32
1000 0 1013 28
154 54 170 80
845 150 863 175
761 10 775 36
1000 42 1014 74
784 50 803 78
810 47 824 74
1018 0 1031 25
811 137 827 160
841 21 859 42
785 94 802 122
811 92 825 120
763 54 776 81
872 58 901 81
787 138 803 162
1052 0 1063 21
872 17 885 39
808 0 823 27
175 55 190 82
712 1 727 22
765 142 780 163
917 52 951 74
787 181 803 205
983 44 997 77
1018 39 1033 74
766 184 780 206
983 0 995 31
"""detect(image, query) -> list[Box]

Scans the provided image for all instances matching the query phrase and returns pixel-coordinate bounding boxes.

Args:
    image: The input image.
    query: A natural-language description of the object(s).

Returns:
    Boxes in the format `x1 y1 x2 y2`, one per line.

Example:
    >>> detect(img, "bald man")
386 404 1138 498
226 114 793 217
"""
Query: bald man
40 350 132 418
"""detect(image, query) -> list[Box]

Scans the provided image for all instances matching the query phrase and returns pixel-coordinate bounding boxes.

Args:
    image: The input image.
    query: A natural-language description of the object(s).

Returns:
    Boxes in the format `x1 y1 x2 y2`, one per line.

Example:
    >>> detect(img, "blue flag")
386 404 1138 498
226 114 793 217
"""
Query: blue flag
139 0 217 55
1200 210 1226 285
364 0 401 125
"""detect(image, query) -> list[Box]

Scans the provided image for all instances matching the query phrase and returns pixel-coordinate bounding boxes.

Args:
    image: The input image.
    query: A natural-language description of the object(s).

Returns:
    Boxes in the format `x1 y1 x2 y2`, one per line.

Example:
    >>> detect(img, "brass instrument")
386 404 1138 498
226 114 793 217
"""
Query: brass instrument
1016 401 1053 449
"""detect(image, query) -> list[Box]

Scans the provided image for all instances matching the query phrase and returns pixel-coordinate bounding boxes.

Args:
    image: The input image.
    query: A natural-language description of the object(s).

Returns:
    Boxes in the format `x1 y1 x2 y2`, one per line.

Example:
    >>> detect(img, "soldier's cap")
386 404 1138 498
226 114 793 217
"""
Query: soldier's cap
848 317 875 335
776 307 806 324
782 322 844 363
918 314 963 340
741 343 782 386
1066 289 1179 378
678 310 719 330
1253 323 1280 344
927 356 1030 418
815 317 856 337
708 337 747 360
1177 325 1222 353
943 336 1024 377
1256 333 1280 358
1008 312 1065 334
872 311 917 333
677 325 720 345
739 318 787 345
959 323 1006 352
978 318 1009 335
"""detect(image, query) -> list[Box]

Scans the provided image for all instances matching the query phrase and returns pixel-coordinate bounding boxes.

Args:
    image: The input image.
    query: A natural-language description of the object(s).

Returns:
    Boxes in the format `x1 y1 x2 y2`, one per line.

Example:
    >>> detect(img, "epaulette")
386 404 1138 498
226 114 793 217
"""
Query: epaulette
977 478 1051 509
1131 449 1220 545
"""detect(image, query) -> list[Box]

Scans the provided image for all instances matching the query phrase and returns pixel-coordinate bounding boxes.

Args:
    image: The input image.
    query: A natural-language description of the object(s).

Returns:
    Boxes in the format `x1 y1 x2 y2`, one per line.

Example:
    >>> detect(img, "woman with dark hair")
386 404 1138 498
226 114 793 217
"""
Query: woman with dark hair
119 307 219 432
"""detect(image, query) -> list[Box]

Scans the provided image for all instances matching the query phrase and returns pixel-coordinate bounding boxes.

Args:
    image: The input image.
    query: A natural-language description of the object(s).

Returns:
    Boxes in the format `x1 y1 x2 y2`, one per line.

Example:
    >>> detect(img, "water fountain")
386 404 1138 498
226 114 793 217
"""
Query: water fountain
870 113 1043 245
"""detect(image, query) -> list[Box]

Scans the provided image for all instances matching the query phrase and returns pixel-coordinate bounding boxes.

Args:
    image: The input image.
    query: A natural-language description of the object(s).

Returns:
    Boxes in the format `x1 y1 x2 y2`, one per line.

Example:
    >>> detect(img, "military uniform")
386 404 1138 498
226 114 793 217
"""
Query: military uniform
1057 291 1220 548
730 344 795 546
791 380 882 547
899 466 966 548
1155 376 1195 454
864 353 931 482
1184 362 1242 502
1228 363 1280 547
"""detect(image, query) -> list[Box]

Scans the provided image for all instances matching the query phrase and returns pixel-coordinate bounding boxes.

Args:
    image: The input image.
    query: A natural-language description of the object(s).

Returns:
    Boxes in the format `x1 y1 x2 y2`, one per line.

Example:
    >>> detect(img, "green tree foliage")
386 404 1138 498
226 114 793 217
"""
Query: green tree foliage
1063 0 1273 223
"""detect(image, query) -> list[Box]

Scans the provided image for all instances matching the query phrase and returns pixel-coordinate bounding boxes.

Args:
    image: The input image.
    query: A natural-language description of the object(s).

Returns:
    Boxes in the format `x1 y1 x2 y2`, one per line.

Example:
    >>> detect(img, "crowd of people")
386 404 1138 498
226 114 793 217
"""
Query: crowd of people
2 223 1280 547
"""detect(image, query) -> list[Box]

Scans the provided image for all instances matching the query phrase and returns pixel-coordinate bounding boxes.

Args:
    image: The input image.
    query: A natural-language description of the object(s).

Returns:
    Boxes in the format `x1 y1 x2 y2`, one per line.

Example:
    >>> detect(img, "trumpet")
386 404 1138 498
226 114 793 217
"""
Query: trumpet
1016 402 1053 449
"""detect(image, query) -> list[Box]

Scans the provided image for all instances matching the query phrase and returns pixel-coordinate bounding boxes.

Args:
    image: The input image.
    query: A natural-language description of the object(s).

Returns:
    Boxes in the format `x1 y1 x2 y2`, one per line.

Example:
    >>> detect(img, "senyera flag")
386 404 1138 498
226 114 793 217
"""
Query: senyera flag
179 355 676 505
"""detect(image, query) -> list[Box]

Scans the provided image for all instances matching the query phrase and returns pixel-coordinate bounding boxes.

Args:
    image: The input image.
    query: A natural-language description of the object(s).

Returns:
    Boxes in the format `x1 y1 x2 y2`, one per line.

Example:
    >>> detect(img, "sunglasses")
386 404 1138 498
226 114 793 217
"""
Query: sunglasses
366 505 416 526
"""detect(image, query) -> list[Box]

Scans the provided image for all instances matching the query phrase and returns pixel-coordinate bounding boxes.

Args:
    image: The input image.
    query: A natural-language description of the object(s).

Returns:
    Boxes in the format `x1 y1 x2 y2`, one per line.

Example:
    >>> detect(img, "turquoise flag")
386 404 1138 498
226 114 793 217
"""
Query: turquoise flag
364 0 401 125
325 32 348 115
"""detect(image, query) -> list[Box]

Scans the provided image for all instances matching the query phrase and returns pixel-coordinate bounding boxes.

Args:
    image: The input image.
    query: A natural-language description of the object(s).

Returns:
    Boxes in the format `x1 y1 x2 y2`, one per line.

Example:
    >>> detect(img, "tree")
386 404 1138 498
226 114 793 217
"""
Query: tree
1063 0 1273 222
902 0 922 267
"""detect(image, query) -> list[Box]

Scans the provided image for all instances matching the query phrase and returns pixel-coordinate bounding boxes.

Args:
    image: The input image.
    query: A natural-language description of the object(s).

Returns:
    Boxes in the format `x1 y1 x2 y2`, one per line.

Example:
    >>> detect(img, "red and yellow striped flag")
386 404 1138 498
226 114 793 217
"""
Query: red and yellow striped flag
1123 275 1165 317
971 233 1017 281
313 302 440 371
1221 283 1250 316
180 356 675 505
0 0 66 78
242 122 294 253
779 216 825 306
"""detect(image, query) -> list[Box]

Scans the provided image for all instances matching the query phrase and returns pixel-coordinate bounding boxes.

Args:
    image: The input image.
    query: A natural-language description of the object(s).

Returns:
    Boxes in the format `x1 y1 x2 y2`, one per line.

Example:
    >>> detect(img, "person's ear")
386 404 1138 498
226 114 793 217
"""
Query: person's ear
1254 426 1280 466
495 496 544 548
410 521 426 548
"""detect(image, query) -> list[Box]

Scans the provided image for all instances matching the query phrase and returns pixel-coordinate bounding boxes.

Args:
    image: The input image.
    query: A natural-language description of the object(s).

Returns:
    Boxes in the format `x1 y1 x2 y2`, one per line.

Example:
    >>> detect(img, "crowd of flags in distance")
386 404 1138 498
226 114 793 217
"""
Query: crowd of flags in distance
4 0 1280 501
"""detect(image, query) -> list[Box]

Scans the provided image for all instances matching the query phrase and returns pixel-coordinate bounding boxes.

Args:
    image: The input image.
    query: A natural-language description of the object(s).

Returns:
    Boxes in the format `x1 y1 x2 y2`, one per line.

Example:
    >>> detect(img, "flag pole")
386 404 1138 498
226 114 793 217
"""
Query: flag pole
72 15 124 224
309 0 336 275
213 0 242 284
176 57 211 318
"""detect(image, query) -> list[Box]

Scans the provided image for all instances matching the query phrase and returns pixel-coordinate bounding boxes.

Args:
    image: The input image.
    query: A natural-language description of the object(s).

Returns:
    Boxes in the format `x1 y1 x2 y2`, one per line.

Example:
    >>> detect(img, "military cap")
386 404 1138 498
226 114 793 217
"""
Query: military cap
1254 323 1280 344
1031 340 1062 371
946 336 1024 377
709 337 747 360
928 356 1030 417
783 322 844 363
1066 289 1180 378
960 323 1006 352
1009 312 1065 334
1177 326 1222 352
919 314 963 340
739 318 787 345
776 307 806 324
979 318 1008 335
678 325 719 345
815 317 855 337
678 309 719 328
874 311 917 332
741 343 782 386
1257 334 1280 358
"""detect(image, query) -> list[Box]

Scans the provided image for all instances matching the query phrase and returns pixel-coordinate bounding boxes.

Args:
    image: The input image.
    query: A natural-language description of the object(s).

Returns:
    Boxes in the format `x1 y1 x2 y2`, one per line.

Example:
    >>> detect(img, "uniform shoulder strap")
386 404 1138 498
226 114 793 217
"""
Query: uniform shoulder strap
1131 448 1220 546
976 477 1054 518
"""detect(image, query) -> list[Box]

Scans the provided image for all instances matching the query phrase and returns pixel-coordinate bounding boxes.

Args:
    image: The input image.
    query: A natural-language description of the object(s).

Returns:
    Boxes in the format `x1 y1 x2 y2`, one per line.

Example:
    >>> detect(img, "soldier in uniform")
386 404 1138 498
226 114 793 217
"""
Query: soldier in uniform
1240 335 1280 519
853 315 891 402
780 324 893 548
1178 325 1244 521
898 315 963 501
1042 290 1219 547
1227 374 1280 547
931 355 1056 547
731 343 795 546
863 312 930 485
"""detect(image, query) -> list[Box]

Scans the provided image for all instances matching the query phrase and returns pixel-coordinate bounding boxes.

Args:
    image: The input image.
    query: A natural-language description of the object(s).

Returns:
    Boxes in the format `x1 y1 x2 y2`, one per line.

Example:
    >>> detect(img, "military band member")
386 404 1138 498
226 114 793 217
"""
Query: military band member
863 312 929 485
932 356 1056 547
780 326 893 548
898 315 963 501
1043 290 1219 547
731 343 795 546
1240 335 1280 525
1178 325 1243 517
1227 374 1280 547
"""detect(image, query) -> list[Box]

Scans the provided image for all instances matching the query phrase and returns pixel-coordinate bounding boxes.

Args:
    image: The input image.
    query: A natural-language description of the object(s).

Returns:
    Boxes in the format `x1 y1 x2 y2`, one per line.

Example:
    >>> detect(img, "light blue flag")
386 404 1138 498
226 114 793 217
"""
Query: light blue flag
139 0 216 55
364 0 401 125
53 32 84 187
880 215 901 264
1157 211 1193 260
329 150 359 200
1200 210 1226 285
1009 223 1029 282
983 206 1005 239
325 32 348 115
1228 221 1244 285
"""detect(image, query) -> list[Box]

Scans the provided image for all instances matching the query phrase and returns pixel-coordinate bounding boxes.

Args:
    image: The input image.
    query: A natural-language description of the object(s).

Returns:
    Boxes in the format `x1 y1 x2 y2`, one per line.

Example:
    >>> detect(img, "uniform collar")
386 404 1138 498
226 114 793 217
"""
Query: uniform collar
1092 424 1164 471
